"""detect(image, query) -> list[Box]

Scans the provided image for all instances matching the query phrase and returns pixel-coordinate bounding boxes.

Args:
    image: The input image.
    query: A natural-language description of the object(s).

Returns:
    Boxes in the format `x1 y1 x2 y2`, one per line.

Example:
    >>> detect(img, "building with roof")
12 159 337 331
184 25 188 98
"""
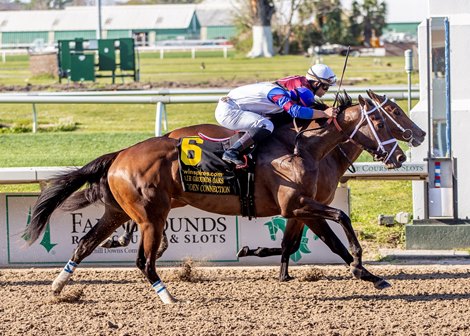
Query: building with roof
0 4 201 48
196 1 237 40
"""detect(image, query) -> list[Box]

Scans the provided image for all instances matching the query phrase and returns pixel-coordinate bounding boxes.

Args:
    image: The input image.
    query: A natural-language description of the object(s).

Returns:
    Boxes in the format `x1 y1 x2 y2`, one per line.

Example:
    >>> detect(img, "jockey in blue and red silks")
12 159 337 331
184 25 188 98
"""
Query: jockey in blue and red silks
215 64 338 166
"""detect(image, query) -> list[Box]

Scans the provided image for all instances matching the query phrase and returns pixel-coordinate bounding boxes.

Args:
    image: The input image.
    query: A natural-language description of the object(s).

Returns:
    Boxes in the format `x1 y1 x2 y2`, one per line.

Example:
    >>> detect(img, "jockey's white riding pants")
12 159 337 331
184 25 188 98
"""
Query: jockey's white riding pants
215 97 274 133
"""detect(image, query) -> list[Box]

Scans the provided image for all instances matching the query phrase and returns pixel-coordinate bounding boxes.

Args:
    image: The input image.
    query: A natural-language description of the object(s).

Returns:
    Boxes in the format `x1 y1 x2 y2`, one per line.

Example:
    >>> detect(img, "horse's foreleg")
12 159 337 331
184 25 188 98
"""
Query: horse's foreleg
237 246 282 258
303 218 390 288
279 219 304 282
52 209 129 295
293 199 391 289
137 213 177 304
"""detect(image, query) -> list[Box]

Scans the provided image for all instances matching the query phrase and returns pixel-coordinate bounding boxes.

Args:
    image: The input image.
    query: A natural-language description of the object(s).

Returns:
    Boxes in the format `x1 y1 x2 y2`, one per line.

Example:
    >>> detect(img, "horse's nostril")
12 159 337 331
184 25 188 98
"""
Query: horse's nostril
398 154 407 162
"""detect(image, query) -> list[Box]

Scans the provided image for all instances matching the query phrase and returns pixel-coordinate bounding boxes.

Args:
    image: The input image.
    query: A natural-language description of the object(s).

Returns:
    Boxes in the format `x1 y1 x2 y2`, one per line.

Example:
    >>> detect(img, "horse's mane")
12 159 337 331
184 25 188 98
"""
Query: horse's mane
312 90 353 112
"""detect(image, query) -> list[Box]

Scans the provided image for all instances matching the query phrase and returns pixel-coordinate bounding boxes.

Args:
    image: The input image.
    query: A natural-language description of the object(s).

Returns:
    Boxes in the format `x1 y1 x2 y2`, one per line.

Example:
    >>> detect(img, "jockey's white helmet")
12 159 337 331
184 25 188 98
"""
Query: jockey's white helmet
306 64 337 86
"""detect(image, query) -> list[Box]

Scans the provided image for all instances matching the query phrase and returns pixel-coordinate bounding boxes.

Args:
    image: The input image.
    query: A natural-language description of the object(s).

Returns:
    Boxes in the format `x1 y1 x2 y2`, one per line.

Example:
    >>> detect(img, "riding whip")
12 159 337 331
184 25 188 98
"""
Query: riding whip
333 45 351 108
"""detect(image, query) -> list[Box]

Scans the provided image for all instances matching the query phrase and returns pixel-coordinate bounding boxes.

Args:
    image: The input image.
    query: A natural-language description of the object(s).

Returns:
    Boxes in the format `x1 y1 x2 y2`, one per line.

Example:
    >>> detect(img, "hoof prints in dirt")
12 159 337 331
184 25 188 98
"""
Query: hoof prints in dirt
1 265 470 336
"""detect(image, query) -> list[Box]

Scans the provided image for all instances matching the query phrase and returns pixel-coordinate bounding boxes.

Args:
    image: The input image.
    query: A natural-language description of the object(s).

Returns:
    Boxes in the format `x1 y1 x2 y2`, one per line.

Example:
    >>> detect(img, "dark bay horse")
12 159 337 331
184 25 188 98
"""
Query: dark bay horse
25 93 405 304
237 90 426 280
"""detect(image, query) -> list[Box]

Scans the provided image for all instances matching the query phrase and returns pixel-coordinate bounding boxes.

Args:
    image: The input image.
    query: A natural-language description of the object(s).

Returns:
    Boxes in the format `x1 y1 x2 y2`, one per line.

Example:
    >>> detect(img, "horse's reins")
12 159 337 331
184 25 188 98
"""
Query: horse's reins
293 119 326 156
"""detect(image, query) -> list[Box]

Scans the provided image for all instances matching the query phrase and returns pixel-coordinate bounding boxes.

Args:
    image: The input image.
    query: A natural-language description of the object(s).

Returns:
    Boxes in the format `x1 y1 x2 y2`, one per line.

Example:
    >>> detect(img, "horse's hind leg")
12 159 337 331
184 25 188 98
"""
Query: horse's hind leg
52 208 129 295
100 220 138 248
155 231 169 259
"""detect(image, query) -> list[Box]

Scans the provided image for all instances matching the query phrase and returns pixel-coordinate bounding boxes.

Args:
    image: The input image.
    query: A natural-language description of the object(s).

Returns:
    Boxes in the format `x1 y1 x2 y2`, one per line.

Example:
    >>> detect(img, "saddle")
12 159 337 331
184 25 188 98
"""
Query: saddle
177 133 257 218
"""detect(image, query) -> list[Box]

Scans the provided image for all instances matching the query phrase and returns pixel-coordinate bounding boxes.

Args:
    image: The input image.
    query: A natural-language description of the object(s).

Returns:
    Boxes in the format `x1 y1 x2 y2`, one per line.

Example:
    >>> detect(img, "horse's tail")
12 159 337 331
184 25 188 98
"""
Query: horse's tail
60 184 102 212
24 151 119 245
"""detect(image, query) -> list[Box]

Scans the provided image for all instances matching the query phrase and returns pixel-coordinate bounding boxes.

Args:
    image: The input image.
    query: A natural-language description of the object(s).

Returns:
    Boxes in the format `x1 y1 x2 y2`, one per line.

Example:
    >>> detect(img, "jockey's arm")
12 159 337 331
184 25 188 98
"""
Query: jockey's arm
268 88 313 119
268 88 337 119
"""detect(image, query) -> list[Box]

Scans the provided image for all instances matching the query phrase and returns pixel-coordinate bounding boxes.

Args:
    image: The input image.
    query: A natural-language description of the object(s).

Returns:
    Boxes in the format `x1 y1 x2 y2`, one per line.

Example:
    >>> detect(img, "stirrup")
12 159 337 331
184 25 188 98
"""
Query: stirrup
222 151 245 166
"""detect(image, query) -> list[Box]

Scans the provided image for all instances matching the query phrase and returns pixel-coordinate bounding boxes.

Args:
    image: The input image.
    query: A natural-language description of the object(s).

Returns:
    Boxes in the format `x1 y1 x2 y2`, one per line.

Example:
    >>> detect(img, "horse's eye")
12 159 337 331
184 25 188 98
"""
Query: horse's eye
393 109 400 115
378 123 384 129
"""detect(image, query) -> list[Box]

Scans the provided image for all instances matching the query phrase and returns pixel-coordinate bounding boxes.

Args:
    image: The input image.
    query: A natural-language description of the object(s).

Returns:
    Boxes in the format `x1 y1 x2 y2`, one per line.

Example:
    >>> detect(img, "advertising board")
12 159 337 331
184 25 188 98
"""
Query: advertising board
0 189 349 267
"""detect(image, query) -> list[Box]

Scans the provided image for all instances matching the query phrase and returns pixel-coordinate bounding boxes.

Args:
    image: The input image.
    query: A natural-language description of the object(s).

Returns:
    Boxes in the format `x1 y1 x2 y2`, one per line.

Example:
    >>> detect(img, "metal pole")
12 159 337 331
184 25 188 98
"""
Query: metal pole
404 49 413 112
96 0 102 39
425 18 431 220
444 17 452 157
32 103 37 133
407 72 412 112
155 101 164 136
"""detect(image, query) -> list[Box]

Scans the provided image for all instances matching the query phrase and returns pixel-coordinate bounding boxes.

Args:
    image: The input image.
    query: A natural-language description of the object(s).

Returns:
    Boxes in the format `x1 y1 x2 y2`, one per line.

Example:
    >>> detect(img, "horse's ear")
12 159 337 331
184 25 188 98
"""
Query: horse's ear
358 94 366 106
367 89 380 100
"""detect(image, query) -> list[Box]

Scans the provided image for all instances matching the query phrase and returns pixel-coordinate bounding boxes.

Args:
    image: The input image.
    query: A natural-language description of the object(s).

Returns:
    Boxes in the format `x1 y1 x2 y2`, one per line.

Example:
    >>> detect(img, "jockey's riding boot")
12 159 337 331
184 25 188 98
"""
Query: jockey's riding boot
222 127 271 166
222 135 252 166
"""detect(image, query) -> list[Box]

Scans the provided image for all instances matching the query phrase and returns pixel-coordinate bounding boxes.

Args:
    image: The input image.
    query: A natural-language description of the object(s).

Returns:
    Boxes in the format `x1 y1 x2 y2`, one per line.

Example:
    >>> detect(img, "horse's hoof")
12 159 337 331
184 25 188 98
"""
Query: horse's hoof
52 281 64 295
374 279 392 290
118 237 130 246
99 239 113 248
279 275 294 282
350 267 362 280
237 246 250 258
163 297 179 305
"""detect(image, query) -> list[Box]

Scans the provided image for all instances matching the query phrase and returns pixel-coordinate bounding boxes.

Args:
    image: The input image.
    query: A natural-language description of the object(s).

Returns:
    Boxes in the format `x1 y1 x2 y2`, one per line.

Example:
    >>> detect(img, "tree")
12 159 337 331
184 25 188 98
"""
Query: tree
289 0 347 52
48 0 73 8
314 0 345 44
272 0 302 55
246 0 276 58
349 0 387 47
124 0 202 4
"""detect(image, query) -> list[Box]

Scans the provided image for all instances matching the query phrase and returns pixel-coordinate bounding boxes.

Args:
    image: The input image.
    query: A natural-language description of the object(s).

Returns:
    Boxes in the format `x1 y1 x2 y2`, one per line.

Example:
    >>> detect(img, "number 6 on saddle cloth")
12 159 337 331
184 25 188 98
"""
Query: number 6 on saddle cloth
177 133 256 218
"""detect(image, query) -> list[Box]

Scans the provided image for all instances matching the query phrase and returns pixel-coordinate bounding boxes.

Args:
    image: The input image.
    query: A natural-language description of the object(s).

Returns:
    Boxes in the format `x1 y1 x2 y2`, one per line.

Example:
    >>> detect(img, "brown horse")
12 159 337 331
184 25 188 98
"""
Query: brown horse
237 90 426 280
25 93 405 304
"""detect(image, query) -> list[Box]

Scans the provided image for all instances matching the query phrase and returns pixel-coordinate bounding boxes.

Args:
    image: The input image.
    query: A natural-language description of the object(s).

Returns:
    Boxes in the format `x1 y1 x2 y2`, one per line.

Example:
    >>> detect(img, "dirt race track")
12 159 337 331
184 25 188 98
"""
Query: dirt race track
1 264 470 336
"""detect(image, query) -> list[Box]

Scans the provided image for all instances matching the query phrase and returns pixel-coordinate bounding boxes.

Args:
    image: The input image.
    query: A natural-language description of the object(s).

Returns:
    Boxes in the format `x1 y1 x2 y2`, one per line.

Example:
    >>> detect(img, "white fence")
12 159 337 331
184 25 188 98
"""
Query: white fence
0 86 419 136
0 163 427 185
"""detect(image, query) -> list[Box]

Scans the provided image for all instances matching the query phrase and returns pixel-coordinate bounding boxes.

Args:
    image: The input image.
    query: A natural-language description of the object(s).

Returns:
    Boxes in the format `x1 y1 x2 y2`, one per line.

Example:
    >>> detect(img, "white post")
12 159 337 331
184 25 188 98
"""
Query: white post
160 48 164 59
223 47 227 59
96 0 102 39
404 49 413 112
2 51 5 63
32 103 38 133
191 48 196 59
155 102 164 136
162 102 168 132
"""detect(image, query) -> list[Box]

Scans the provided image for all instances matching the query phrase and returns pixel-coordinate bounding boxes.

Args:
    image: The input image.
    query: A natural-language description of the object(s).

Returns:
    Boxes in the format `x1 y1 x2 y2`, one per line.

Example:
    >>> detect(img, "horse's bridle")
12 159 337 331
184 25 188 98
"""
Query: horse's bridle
369 96 414 144
293 102 399 164
336 100 399 164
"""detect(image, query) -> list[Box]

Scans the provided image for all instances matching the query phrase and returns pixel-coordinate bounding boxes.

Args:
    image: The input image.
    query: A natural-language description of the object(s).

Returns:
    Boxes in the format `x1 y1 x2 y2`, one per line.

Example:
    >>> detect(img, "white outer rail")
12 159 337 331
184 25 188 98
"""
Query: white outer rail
0 85 418 97
0 89 420 136
0 163 427 185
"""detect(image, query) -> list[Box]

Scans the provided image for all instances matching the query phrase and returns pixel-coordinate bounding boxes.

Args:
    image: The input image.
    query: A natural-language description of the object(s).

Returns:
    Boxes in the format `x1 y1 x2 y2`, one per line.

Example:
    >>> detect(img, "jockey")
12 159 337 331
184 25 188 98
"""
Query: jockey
215 71 337 166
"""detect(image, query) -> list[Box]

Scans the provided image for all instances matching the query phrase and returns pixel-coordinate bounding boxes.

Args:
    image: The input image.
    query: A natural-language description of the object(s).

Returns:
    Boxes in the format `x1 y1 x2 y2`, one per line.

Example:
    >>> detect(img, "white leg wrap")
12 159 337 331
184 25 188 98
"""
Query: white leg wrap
152 280 176 304
52 260 77 294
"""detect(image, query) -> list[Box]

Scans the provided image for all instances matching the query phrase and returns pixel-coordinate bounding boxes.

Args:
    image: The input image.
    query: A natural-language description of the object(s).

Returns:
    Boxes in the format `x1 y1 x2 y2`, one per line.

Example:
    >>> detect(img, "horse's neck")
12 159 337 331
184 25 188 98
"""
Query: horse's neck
297 106 362 161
